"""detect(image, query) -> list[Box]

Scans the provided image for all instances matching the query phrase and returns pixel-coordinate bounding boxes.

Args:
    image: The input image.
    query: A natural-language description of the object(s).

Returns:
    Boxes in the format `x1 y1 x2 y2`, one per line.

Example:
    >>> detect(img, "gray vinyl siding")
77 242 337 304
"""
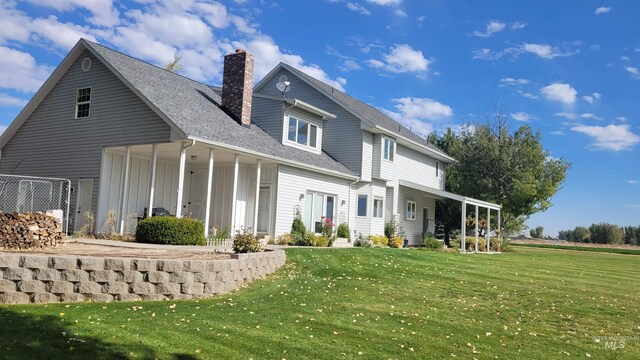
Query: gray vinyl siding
258 69 363 176
0 49 172 229
397 186 436 246
361 132 373 182
275 165 350 236
251 96 283 140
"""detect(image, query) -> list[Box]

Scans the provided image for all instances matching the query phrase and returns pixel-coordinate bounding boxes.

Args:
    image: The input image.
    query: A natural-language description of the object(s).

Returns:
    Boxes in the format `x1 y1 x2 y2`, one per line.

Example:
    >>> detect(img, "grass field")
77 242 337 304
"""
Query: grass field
511 242 640 255
1 247 638 359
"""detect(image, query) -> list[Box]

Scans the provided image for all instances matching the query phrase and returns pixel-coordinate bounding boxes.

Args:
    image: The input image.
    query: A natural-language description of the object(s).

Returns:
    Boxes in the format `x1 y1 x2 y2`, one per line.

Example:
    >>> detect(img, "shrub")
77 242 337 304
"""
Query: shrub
384 221 397 239
136 216 206 245
304 233 331 247
354 233 373 248
337 223 350 239
321 217 334 238
291 217 306 236
368 235 389 247
233 229 263 253
422 236 443 251
276 232 294 246
388 235 404 248
464 237 501 252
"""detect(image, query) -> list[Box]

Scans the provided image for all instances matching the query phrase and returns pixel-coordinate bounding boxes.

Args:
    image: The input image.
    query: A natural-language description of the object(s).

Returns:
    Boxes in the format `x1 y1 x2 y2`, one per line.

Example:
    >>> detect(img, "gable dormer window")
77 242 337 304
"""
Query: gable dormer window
383 136 395 161
75 87 91 119
287 116 318 149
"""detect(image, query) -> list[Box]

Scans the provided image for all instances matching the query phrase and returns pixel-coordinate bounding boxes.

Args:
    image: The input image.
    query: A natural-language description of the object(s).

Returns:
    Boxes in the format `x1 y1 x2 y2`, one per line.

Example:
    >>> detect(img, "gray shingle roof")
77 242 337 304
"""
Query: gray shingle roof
279 63 452 160
84 40 355 177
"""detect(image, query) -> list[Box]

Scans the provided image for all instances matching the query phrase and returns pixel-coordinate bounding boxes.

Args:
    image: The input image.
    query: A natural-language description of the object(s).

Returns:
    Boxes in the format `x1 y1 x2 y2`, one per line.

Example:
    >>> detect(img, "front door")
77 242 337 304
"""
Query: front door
187 170 207 221
256 185 272 234
422 207 429 236
75 179 93 232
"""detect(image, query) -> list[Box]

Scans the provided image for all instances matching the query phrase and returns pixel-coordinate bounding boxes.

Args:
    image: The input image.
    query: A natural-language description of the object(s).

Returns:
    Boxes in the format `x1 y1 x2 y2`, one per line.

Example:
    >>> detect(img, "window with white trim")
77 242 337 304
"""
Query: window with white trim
436 160 440 177
287 116 318 149
357 194 368 217
373 198 383 218
406 200 416 221
383 137 395 161
75 87 91 119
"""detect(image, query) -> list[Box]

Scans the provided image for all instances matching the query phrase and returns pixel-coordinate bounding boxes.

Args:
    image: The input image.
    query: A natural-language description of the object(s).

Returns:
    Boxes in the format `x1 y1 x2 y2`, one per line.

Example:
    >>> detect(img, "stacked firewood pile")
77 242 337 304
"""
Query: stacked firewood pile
0 211 63 249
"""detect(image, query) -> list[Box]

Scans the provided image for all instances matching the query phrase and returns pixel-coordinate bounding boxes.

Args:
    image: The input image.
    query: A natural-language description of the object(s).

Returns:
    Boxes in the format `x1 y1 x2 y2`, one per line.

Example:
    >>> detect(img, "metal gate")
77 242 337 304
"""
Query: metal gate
0 174 71 233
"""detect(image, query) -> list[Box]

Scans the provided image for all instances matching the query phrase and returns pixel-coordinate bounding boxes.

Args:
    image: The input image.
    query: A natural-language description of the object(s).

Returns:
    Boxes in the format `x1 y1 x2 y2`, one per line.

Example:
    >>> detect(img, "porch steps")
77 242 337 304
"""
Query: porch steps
332 237 353 248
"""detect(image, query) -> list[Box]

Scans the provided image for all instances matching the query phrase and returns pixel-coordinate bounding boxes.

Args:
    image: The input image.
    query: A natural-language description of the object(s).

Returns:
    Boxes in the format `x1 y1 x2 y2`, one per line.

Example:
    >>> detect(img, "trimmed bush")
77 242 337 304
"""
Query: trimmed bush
369 235 389 247
388 236 403 248
291 217 306 245
136 216 206 245
422 236 443 251
337 223 350 239
233 229 263 253
276 232 294 246
384 221 397 239
305 233 331 247
464 237 501 252
354 233 373 248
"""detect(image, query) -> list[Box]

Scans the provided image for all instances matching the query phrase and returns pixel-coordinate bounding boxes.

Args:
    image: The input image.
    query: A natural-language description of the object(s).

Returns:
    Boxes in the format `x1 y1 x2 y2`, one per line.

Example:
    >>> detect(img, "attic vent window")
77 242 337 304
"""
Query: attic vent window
81 57 91 72
75 87 91 119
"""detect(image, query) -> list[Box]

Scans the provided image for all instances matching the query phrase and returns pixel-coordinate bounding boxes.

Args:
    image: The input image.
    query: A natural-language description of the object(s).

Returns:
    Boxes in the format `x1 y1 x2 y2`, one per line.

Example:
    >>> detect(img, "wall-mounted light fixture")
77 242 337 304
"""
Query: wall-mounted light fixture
299 193 305 201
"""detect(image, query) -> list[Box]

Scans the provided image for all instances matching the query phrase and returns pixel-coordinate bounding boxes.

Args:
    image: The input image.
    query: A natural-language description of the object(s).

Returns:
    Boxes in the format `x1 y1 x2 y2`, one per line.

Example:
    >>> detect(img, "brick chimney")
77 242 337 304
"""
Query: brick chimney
222 49 254 126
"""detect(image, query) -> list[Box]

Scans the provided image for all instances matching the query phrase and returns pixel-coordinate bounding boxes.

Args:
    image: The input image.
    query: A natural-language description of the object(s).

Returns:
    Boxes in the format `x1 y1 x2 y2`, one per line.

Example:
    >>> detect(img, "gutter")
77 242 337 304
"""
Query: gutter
346 177 360 233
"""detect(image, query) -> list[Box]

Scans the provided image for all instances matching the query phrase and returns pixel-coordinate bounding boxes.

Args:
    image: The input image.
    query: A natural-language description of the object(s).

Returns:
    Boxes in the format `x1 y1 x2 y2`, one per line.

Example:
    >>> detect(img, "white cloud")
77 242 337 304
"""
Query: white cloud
0 3 32 43
581 92 601 105
366 0 402 5
474 43 578 60
500 77 529 86
617 116 628 122
382 97 453 136
472 20 506 38
554 112 577 119
368 44 430 74
541 83 577 105
595 7 612 15
0 93 28 107
625 65 640 79
0 124 6 136
625 180 640 184
511 21 527 30
522 43 575 59
511 112 535 122
571 124 640 151
346 2 371 15
24 0 120 27
0 46 53 93
31 16 98 50
394 9 407 17
580 113 602 120
550 130 565 136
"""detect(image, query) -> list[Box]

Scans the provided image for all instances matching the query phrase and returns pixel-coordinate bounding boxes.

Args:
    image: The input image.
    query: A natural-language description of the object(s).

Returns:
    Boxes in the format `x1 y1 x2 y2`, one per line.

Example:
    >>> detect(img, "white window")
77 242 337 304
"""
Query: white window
373 198 383 218
357 194 368 217
406 200 416 221
383 137 395 161
436 160 440 177
75 87 91 119
287 116 318 148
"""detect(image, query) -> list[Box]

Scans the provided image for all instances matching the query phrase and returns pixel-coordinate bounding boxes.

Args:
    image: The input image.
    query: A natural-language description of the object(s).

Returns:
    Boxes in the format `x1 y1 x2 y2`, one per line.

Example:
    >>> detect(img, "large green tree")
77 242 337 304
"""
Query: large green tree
431 111 570 240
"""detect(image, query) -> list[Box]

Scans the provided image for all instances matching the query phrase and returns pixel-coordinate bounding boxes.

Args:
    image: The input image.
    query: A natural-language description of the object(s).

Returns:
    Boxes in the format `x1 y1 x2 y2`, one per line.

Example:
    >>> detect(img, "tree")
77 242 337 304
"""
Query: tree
589 223 624 245
572 226 591 243
529 226 544 239
165 54 183 73
432 109 571 238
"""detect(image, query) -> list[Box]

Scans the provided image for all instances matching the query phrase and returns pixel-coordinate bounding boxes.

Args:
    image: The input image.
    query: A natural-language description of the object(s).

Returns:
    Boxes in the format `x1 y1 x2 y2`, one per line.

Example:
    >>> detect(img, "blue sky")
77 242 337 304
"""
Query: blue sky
0 0 639 236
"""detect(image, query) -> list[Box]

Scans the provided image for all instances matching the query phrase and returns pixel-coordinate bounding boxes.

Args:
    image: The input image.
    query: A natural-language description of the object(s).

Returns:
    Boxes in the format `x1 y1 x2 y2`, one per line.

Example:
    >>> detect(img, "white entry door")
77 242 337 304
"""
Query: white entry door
256 185 272 234
74 179 93 231
187 170 207 221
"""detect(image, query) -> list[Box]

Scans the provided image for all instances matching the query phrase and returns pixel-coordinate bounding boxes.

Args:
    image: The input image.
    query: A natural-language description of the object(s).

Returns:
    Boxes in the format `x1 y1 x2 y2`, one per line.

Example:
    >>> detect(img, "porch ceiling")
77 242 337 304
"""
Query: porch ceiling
107 143 267 165
399 179 501 211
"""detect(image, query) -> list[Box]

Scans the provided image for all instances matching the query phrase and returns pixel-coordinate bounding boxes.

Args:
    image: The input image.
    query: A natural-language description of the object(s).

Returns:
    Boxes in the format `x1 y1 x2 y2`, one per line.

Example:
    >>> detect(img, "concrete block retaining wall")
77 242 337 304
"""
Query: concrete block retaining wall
0 250 286 304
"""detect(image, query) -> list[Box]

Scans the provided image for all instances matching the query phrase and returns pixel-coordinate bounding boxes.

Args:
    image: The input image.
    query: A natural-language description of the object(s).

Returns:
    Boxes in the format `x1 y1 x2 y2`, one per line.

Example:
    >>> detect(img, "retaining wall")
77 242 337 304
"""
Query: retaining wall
0 250 286 304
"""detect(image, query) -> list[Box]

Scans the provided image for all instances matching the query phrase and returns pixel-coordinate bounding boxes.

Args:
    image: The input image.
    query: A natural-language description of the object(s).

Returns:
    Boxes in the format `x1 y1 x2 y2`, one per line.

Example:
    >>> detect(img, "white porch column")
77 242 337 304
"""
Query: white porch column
230 154 240 234
475 204 479 253
204 148 215 237
119 146 131 234
147 144 157 218
486 207 491 253
252 159 262 236
175 142 187 218
461 201 467 251
498 209 502 243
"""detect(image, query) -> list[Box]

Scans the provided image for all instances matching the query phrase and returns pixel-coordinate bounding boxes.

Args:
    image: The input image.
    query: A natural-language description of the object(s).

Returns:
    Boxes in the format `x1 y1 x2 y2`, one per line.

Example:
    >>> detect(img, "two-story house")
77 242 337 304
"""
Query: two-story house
0 39 500 246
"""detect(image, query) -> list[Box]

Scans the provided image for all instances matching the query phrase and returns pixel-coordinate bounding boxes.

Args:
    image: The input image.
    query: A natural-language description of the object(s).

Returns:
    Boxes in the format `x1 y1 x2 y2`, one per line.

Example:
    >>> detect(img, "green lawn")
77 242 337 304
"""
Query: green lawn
1 247 639 359
511 242 640 255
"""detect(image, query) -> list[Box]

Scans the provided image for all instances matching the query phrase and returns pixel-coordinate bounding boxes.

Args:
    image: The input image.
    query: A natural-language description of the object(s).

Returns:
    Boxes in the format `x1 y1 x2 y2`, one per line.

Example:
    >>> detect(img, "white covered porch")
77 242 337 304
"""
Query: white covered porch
398 180 502 252
95 141 277 238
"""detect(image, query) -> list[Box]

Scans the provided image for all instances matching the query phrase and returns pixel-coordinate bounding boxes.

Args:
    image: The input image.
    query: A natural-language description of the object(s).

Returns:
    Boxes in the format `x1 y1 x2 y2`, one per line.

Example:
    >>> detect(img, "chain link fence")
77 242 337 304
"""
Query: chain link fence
0 174 71 234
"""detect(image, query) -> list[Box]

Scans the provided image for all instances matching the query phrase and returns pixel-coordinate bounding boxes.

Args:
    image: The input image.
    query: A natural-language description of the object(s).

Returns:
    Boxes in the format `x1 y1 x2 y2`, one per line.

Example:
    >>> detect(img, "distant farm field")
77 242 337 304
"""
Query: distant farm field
1 247 638 359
